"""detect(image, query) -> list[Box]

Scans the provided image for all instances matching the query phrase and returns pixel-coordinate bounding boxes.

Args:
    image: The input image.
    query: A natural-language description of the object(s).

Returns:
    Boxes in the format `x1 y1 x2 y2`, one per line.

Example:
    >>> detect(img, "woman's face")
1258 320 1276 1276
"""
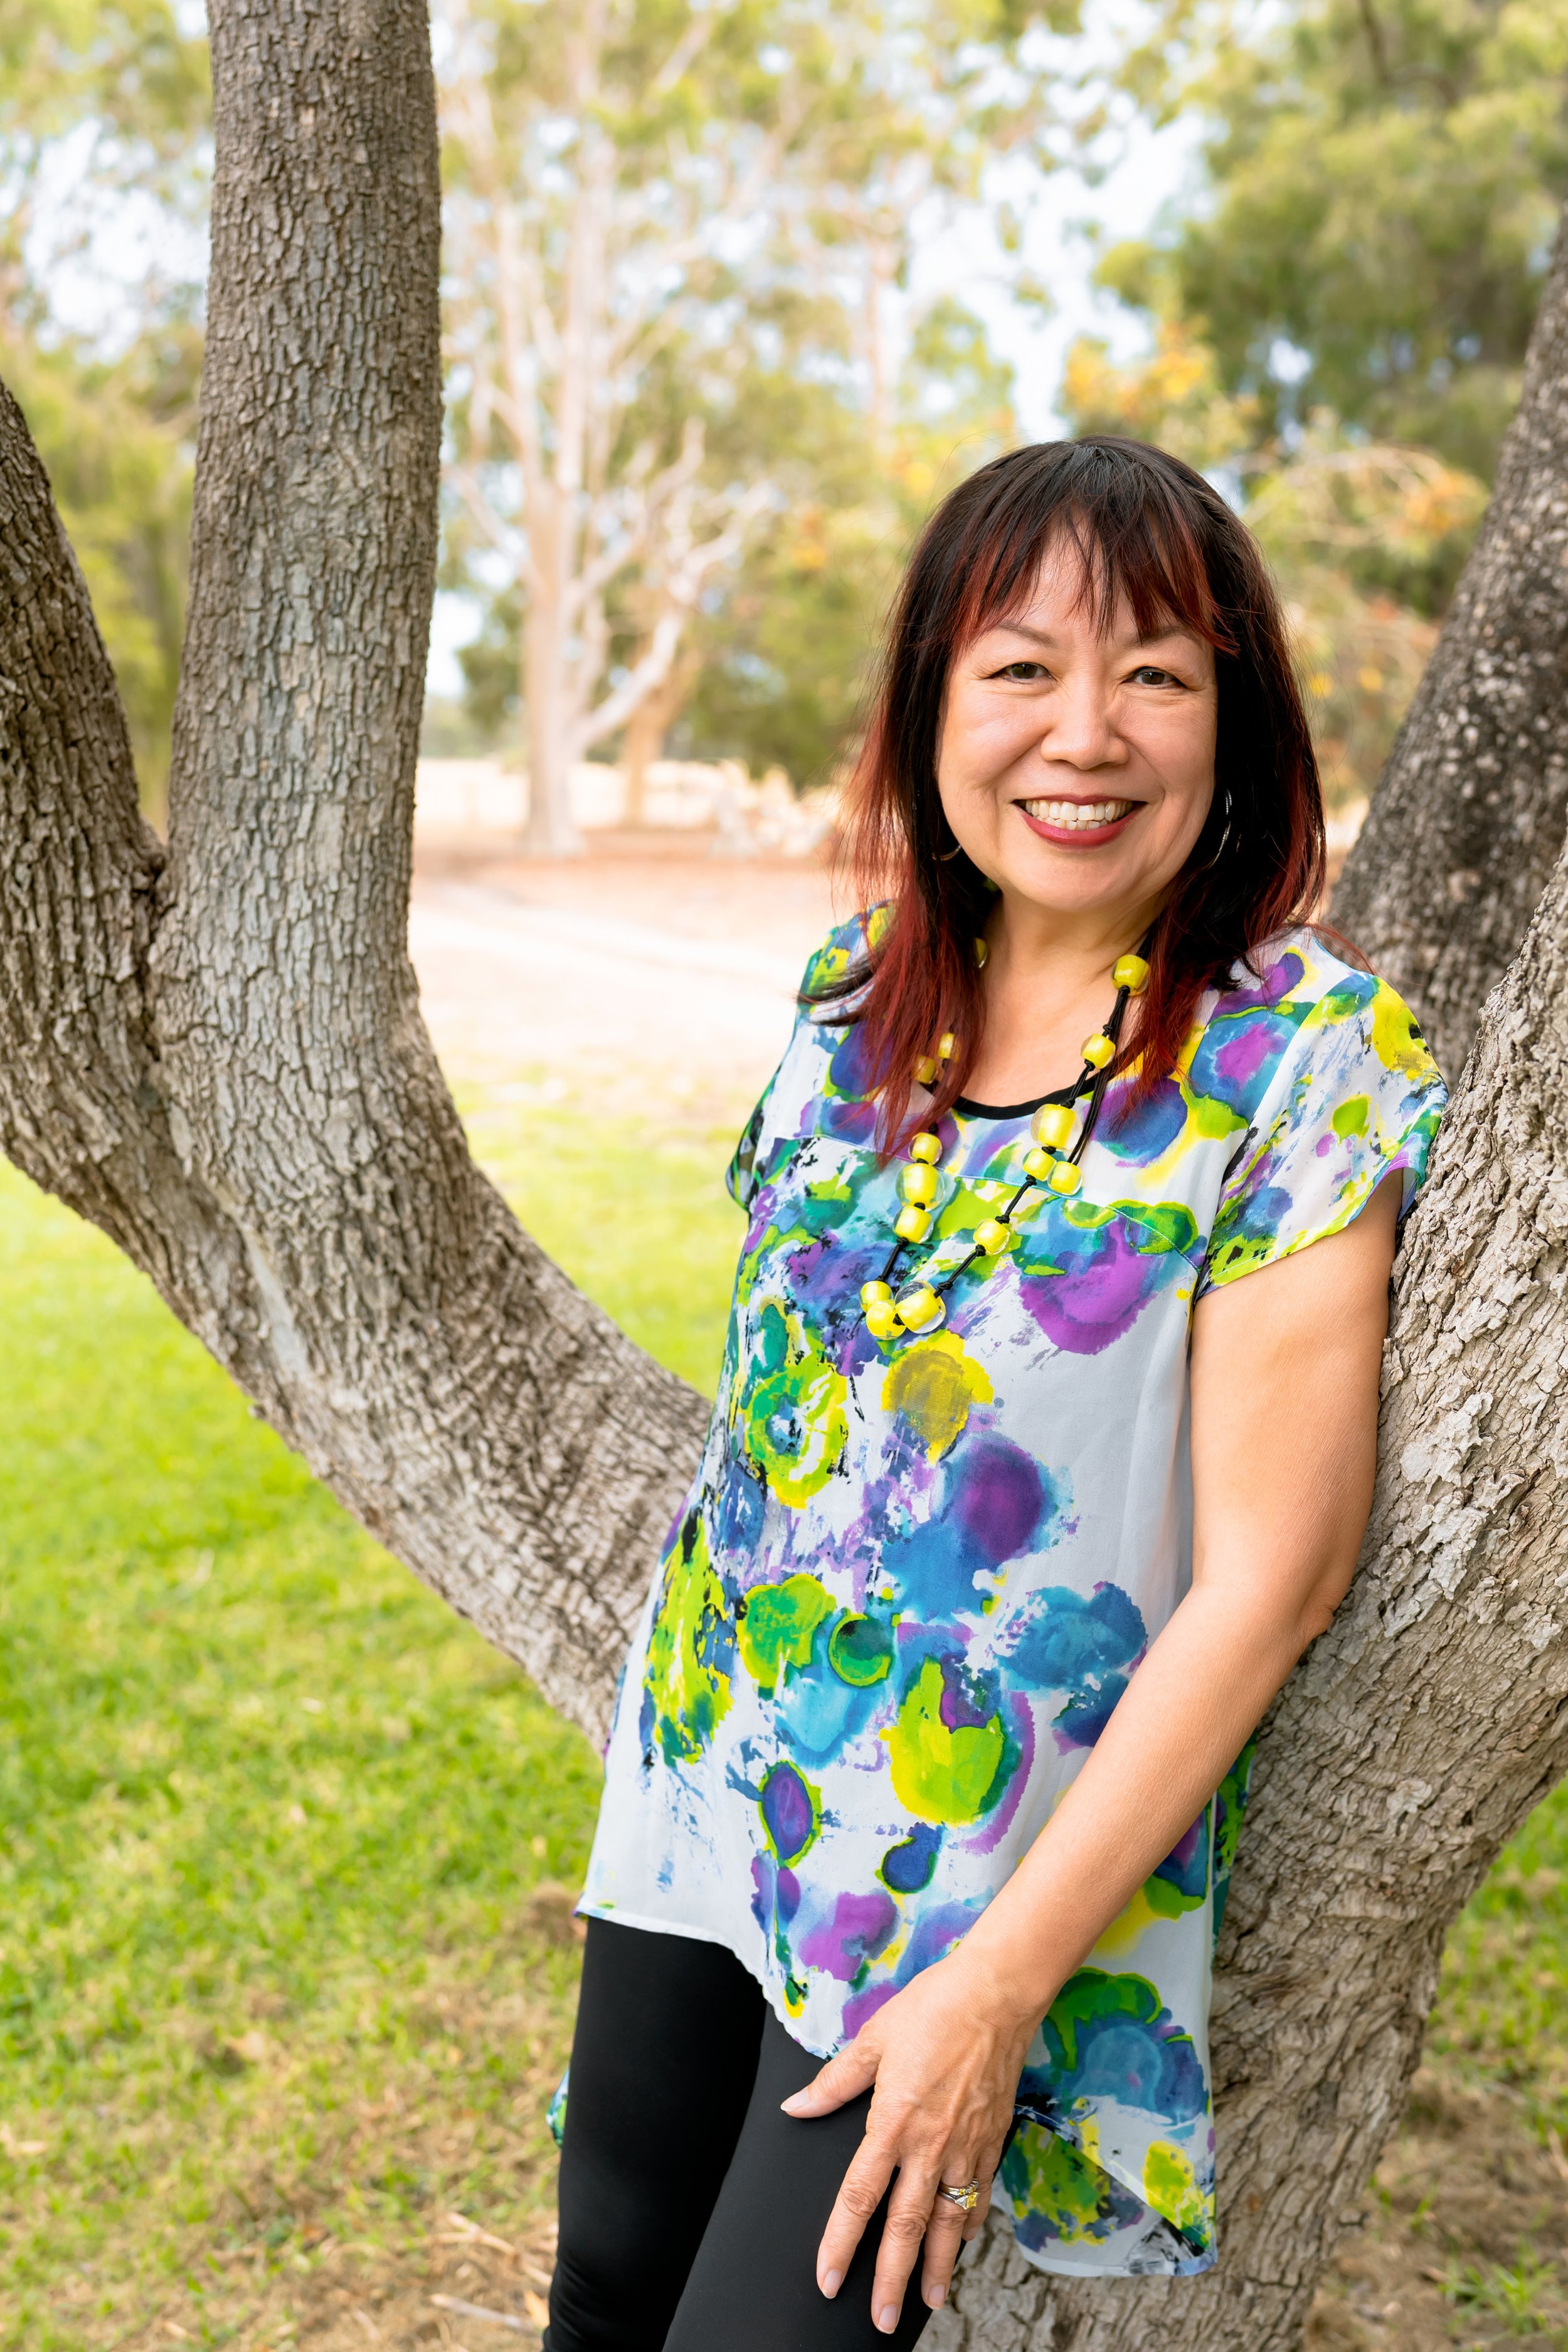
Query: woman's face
936 539 1219 931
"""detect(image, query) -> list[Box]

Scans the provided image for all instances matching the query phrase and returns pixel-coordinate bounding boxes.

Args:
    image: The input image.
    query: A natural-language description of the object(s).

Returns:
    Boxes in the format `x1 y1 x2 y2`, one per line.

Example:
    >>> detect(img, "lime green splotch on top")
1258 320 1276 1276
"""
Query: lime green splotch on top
1142 2139 1211 2243
738 1574 835 1694
999 2122 1134 2250
642 1512 733 1766
737 1296 848 1508
885 1655 1012 1825
882 1332 993 1463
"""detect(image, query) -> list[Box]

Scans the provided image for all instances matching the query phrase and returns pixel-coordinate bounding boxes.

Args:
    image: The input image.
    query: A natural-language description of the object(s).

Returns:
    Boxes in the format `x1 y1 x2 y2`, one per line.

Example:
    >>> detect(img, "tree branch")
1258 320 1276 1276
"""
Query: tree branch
0 0 708 1739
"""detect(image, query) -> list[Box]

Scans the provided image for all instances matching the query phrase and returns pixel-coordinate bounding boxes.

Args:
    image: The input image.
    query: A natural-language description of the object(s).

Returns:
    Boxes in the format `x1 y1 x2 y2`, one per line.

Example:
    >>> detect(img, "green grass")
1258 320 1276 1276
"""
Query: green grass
0 1113 746 2348
4 1101 1568 2346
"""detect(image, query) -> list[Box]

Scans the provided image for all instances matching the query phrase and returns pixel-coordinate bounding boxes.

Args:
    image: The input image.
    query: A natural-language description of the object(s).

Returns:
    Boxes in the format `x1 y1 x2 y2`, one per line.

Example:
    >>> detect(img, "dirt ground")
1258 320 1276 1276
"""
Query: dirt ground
114 2060 1567 2352
410 836 841 1121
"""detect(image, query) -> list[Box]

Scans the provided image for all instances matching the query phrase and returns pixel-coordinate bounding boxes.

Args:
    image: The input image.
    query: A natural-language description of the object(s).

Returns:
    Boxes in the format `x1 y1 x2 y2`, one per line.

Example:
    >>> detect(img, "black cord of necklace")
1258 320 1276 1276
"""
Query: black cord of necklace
877 933 1149 1298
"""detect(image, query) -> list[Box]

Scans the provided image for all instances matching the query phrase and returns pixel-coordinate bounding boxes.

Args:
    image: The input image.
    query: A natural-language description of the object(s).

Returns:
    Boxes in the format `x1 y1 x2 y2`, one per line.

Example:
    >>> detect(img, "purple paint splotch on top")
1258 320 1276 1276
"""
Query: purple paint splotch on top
798 1888 899 1981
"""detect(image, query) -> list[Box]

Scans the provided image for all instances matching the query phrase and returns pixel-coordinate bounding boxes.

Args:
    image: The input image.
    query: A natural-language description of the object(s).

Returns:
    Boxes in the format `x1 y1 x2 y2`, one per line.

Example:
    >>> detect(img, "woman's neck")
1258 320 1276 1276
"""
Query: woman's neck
959 887 1160 1108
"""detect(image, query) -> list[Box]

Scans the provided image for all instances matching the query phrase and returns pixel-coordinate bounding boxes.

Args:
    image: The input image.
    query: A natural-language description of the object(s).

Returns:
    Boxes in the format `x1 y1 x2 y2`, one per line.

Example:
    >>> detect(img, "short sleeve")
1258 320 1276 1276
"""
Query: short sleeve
725 913 881 1210
1200 973 1446 1291
726 1081 778 1209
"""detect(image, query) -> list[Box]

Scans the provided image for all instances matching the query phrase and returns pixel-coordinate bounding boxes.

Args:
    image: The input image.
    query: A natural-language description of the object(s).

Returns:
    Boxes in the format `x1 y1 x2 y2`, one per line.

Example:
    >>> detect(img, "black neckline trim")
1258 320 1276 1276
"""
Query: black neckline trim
951 1092 1051 1120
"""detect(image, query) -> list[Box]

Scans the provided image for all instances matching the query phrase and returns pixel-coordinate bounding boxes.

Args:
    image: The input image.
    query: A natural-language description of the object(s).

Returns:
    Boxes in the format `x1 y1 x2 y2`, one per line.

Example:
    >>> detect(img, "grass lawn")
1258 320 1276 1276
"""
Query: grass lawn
2 1118 1567 2352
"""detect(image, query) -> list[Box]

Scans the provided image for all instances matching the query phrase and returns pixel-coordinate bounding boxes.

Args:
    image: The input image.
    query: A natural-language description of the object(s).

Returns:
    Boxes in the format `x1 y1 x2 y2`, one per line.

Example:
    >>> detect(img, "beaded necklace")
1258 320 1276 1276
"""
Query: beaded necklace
859 947 1151 1343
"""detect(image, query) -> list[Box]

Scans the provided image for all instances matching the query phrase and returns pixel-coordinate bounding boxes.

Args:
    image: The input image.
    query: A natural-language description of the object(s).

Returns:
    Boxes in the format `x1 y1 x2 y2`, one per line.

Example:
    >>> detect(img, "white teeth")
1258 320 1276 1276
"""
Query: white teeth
1020 797 1135 830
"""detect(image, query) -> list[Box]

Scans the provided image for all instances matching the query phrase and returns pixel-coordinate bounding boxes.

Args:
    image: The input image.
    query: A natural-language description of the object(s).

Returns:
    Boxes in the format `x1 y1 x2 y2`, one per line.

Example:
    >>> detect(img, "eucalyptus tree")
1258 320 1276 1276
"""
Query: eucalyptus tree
438 0 1062 851
4 8 1568 2352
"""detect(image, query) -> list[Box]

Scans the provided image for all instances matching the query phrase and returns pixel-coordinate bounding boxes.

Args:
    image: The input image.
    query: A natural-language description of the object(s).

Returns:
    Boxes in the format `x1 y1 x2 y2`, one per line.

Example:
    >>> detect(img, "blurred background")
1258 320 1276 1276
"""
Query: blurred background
4 3 1568 2347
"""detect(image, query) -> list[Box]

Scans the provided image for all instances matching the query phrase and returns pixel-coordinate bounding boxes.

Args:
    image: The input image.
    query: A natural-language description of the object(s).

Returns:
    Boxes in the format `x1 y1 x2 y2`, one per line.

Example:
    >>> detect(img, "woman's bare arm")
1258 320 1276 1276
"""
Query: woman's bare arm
788 1175 1401 2333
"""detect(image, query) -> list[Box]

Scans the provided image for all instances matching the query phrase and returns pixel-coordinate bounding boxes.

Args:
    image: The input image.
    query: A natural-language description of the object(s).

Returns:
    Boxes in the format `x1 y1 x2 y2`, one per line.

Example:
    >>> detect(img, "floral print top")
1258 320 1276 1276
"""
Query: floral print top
580 919 1445 2279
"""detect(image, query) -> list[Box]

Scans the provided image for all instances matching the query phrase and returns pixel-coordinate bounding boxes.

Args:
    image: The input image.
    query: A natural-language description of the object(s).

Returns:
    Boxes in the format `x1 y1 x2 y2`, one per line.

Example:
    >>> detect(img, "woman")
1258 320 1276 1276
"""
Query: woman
546 436 1446 2351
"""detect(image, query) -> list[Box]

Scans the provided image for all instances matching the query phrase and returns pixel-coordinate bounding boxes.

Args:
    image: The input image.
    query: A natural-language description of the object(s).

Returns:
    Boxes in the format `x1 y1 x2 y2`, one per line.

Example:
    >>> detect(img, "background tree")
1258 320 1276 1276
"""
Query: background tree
1105 0 1568 480
0 0 207 804
457 292 1021 793
438 0 1062 845
6 9 1568 2352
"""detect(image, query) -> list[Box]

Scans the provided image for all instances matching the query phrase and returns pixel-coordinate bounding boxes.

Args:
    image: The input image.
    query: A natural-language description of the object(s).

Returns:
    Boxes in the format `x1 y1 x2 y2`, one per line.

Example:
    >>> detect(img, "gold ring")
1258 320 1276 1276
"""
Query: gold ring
935 2179 981 2213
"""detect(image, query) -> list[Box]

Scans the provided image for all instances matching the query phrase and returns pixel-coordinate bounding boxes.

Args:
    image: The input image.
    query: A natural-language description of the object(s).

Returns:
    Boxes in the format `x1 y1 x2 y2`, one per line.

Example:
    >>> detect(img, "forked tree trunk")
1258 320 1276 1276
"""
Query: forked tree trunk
1333 208 1568 1079
0 0 701 1730
1 10 1567 2351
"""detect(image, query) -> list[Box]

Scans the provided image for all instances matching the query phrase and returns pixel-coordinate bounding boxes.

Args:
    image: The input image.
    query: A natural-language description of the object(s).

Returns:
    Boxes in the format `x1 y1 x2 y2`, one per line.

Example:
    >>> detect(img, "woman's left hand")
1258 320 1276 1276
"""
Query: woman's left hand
779 1949 1037 2333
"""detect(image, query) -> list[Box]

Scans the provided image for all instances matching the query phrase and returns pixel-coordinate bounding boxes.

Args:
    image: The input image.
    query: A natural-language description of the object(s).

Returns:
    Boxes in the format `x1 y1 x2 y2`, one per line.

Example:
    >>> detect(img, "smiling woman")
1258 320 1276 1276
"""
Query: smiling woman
833 438 1323 1149
544 440 1447 2352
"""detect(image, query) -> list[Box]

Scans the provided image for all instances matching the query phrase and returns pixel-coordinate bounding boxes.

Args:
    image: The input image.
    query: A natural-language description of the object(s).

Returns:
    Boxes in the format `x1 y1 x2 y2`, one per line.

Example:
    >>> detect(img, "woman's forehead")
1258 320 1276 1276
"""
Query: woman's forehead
967 528 1207 649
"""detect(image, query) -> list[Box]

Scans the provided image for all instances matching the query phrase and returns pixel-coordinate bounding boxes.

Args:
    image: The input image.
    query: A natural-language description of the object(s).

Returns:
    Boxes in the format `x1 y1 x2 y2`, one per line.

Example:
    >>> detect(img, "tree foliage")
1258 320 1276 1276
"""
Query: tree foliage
1104 0 1568 480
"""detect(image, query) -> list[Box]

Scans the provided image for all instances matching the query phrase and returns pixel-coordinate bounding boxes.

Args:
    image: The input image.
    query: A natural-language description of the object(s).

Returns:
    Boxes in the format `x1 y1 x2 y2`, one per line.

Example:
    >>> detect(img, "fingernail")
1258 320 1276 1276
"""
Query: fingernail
877 2307 899 2334
819 2269 842 2298
927 2284 947 2308
780 2094 807 2114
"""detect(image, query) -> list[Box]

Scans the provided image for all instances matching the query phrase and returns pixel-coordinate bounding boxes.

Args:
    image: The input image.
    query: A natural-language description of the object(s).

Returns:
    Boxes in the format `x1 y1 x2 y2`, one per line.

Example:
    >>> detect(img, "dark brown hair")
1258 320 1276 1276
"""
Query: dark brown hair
817 435 1327 1150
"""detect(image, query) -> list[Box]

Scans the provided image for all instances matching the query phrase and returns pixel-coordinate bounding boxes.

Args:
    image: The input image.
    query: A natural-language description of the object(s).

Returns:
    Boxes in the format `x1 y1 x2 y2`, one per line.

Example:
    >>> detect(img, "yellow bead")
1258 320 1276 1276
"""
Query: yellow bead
861 1279 893 1308
937 1032 956 1060
913 1054 939 1087
973 1217 1012 1255
1081 1032 1115 1071
974 937 989 968
895 1202 933 1242
899 1162 940 1208
1048 1159 1083 1195
1030 1103 1074 1150
897 1284 943 1331
1022 1145 1052 1180
865 1301 901 1338
1113 953 1150 994
909 1131 942 1164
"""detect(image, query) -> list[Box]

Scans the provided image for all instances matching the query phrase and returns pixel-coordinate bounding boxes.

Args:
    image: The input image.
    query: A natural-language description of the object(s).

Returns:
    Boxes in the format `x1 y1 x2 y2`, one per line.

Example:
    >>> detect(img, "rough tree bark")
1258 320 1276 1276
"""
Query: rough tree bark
0 0 707 1734
1 9 1567 2352
1333 206 1568 1079
926 854 1568 2346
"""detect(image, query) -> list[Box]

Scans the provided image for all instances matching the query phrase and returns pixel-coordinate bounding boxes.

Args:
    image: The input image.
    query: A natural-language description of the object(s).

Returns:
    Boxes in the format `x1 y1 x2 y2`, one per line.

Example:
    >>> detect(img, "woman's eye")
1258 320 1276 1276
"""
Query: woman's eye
1129 664 1184 688
995 660 1049 682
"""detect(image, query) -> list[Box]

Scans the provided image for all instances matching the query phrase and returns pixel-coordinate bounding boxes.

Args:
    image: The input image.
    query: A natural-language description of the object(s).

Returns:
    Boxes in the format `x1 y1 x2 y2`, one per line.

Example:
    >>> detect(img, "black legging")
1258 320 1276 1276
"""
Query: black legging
546 1918 942 2352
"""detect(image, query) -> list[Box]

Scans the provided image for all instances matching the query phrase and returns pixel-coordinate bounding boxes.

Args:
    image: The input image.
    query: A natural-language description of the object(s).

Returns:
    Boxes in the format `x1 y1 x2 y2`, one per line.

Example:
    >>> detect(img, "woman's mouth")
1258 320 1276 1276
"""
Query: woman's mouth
1017 795 1140 842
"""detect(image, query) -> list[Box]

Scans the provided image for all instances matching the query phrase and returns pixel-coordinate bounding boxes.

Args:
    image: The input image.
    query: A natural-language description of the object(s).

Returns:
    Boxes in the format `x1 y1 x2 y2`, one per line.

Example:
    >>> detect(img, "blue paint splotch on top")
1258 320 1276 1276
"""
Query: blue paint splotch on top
999 1582 1148 1747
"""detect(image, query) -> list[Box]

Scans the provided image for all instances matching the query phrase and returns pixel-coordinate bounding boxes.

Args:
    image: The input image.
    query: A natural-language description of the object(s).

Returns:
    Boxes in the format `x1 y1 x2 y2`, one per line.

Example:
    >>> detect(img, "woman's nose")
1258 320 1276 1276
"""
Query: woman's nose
1037 679 1126 771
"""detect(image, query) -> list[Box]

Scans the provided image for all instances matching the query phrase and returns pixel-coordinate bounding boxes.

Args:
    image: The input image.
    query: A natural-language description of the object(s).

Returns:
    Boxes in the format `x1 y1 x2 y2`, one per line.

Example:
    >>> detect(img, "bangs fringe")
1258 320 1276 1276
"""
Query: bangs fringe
812 435 1327 1155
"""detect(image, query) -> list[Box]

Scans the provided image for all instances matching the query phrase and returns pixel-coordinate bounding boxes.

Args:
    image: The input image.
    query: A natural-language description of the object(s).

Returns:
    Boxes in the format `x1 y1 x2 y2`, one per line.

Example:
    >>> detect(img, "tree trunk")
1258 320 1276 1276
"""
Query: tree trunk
2 11 1568 2350
522 492 584 857
622 645 699 824
931 840 1568 2348
0 0 701 1732
1332 207 1568 1080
